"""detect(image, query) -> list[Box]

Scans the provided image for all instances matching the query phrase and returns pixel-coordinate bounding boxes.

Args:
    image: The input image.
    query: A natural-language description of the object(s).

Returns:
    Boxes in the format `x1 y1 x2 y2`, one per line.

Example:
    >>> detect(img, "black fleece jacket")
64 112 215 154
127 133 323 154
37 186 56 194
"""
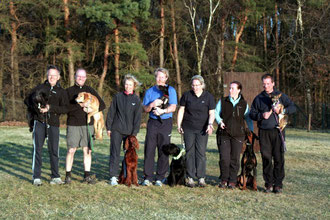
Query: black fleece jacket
66 84 106 126
24 80 68 127
250 89 296 130
106 92 142 136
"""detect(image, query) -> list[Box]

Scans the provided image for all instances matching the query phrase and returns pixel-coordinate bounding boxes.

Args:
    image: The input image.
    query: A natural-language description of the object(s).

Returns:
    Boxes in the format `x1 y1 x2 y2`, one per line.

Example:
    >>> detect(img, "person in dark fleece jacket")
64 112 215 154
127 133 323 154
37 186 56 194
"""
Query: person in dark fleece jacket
65 68 106 184
250 73 296 194
106 74 142 186
25 65 69 186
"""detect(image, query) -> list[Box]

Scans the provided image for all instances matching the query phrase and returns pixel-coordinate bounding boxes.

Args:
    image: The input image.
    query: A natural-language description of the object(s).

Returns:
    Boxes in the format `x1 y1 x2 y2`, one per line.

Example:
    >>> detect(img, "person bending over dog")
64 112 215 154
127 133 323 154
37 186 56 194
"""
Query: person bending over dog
215 81 254 189
250 74 296 193
65 68 106 184
106 74 142 186
24 65 69 186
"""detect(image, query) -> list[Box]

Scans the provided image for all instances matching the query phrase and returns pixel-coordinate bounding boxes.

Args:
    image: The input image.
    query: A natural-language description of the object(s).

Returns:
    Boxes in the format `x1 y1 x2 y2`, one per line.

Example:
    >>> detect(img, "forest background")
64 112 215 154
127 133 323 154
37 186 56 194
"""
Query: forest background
0 0 329 129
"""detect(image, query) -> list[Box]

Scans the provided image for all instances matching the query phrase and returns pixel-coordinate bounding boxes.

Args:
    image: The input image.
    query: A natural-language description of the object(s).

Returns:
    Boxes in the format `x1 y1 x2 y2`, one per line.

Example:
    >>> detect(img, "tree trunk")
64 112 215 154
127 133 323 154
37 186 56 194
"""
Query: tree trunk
230 14 247 72
64 0 75 86
170 0 182 98
216 16 226 97
263 13 268 67
132 23 141 71
114 20 120 91
159 0 165 68
98 33 110 96
275 3 280 88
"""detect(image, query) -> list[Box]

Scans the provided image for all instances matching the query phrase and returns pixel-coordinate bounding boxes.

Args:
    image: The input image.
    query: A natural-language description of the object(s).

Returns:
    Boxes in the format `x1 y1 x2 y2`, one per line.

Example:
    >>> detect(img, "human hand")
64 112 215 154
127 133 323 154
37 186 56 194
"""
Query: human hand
177 127 184 134
273 105 281 114
39 104 49 113
206 124 214 135
263 110 273 119
220 121 225 129
152 99 163 108
83 107 93 113
153 107 165 116
107 130 111 137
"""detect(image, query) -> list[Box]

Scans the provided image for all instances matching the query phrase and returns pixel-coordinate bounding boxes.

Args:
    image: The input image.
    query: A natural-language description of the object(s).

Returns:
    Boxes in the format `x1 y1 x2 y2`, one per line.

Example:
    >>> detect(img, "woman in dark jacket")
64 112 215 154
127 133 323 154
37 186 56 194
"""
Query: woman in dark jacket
215 81 254 189
106 74 142 186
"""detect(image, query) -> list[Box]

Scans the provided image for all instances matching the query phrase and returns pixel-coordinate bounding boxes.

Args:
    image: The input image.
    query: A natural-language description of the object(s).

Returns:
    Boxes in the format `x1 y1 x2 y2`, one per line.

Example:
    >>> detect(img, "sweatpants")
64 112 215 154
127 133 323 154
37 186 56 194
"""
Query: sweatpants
109 130 128 177
184 129 209 179
259 128 285 188
218 134 244 183
32 120 60 179
143 118 172 181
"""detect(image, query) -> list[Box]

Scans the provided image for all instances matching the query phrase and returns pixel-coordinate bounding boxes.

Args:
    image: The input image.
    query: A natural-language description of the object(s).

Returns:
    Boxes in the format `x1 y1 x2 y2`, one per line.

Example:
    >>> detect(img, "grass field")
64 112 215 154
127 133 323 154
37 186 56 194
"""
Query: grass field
0 126 329 219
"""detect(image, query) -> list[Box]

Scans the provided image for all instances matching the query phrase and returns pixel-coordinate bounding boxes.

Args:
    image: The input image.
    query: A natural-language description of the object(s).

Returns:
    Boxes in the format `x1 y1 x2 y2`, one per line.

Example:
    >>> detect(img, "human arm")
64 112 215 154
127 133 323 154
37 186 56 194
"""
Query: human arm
206 109 215 135
132 100 143 136
177 106 185 134
244 104 254 132
215 99 225 129
106 95 117 135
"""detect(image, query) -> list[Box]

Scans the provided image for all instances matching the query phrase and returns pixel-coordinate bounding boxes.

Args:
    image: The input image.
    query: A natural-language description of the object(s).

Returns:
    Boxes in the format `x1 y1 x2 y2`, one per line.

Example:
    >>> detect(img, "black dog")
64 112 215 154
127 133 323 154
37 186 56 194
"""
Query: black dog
237 131 259 191
152 85 169 123
25 88 49 132
162 143 186 187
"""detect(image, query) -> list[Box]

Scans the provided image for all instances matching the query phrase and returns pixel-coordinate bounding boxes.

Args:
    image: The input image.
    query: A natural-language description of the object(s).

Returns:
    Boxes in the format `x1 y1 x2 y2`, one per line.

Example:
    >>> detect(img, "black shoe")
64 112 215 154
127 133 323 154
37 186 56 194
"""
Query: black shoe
273 186 282 194
264 186 273 193
83 175 96 184
218 181 227 189
227 182 236 190
65 176 72 184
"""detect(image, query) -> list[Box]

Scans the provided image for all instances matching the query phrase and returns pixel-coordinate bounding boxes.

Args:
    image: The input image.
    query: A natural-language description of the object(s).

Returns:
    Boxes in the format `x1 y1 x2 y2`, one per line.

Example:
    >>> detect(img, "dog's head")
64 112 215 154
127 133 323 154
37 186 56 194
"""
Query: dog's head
75 92 90 104
162 144 181 156
158 85 169 96
270 93 282 106
32 89 49 109
124 135 139 150
245 129 259 147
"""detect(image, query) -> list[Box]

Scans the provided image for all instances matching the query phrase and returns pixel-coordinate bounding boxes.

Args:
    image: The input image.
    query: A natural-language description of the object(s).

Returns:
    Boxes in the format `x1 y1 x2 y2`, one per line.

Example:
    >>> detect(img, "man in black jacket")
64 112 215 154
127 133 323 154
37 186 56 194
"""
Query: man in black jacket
65 68 106 184
25 65 69 186
250 73 296 193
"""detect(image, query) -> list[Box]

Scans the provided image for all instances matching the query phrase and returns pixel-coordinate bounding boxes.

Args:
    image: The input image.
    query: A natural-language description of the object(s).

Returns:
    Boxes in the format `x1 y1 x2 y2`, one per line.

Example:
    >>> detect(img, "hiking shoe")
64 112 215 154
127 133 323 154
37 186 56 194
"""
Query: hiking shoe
227 182 236 190
110 177 118 186
64 176 72 184
33 178 42 186
186 177 195 188
218 181 227 188
50 177 64 185
264 186 273 193
198 178 206 187
273 186 283 194
83 175 96 184
141 179 152 186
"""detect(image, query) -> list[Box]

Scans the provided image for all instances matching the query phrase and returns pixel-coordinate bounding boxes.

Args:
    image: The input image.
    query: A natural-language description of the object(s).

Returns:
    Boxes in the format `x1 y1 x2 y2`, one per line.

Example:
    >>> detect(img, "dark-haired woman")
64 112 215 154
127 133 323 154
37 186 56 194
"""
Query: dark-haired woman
215 81 254 189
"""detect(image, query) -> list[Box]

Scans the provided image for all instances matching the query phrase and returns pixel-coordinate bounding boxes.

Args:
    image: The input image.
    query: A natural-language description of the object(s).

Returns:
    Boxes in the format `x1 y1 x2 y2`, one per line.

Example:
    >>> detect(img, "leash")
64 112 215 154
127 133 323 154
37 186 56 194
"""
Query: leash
222 127 246 144
271 108 287 152
173 134 186 160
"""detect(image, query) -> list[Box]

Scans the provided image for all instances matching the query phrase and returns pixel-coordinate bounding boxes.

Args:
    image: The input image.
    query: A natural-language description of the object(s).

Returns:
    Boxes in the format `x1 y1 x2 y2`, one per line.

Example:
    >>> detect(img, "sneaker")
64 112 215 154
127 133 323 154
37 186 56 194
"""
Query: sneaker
83 175 96 184
227 182 236 189
273 186 283 194
264 186 273 193
64 176 72 184
186 177 195 188
141 179 152 186
33 178 42 186
110 177 118 186
50 177 64 185
198 178 206 187
218 181 227 188
155 180 163 187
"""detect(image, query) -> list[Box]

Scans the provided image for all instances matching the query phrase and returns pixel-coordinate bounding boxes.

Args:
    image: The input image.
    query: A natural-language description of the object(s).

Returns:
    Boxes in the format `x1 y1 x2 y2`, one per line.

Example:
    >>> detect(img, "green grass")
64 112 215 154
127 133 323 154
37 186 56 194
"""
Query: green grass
0 126 329 219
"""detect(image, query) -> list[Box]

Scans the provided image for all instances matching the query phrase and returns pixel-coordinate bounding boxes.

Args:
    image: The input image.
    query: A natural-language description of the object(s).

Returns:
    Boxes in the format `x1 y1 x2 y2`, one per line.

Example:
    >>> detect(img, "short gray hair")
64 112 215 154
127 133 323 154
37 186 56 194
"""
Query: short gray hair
191 75 206 89
154 67 169 79
124 74 141 89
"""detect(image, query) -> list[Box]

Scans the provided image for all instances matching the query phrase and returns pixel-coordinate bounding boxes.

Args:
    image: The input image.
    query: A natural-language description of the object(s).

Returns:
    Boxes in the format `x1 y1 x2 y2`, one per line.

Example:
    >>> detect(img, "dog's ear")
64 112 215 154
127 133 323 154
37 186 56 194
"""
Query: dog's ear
124 137 130 150
84 92 89 100
132 136 139 150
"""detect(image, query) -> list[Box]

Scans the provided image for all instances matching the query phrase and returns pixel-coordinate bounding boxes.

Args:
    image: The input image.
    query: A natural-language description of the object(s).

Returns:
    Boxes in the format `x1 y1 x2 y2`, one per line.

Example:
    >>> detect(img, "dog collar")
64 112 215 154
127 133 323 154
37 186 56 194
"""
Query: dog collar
173 147 186 160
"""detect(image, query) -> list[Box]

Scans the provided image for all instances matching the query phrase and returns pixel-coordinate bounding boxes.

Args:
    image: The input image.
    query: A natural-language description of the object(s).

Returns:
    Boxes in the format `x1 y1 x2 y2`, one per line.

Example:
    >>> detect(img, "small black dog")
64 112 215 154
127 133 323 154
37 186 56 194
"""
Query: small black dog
153 85 169 123
25 88 49 132
162 143 186 187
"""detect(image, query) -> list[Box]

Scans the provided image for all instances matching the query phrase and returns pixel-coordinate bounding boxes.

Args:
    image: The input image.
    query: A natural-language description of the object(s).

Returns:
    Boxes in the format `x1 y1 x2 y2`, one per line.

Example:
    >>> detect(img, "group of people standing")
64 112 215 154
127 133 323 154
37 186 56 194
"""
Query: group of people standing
26 66 295 193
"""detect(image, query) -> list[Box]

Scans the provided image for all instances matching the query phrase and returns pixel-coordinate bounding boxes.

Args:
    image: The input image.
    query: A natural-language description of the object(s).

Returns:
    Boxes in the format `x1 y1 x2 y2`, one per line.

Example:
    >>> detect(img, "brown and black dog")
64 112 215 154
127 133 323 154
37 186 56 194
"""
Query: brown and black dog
237 130 259 191
118 135 139 187
271 93 288 131
75 92 104 140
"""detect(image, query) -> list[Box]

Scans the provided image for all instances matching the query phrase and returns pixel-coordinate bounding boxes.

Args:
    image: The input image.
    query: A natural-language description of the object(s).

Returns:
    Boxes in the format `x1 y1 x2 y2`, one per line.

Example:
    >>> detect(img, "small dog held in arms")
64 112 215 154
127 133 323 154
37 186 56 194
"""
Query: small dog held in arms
118 135 139 187
25 88 49 132
162 143 186 187
271 93 288 131
75 92 104 140
152 85 169 123
237 130 259 191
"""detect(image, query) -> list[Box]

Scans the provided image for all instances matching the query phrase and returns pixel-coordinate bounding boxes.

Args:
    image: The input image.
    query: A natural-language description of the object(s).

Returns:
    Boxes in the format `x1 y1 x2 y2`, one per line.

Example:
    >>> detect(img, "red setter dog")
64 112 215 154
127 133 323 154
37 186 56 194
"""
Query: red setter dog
118 135 139 187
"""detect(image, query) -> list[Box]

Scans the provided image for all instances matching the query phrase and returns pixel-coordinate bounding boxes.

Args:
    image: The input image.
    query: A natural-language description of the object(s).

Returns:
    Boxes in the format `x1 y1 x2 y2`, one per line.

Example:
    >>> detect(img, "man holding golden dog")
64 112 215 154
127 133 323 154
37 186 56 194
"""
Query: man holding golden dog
65 68 106 184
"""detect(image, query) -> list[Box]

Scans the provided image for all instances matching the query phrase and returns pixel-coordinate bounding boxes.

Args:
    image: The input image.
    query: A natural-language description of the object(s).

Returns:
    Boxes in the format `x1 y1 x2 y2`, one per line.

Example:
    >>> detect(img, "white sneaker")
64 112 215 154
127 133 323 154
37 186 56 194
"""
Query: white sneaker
50 177 64 185
141 179 152 186
186 177 195 187
33 178 42 186
198 178 206 187
110 177 118 186
155 180 163 187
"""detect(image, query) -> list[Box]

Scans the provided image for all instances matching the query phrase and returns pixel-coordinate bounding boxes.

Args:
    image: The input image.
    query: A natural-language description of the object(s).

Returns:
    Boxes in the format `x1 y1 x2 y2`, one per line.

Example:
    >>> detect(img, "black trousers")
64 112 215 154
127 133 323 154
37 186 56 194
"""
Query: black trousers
144 118 172 181
109 130 128 177
259 128 285 188
217 134 244 183
32 120 60 179
184 129 209 179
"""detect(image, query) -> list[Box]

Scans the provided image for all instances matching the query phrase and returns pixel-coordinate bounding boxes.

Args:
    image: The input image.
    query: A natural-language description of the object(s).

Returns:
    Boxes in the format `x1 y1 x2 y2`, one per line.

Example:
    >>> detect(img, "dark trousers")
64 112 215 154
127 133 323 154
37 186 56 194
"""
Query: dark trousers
218 134 244 183
109 130 128 177
259 128 285 188
32 120 60 179
184 129 208 179
144 118 172 181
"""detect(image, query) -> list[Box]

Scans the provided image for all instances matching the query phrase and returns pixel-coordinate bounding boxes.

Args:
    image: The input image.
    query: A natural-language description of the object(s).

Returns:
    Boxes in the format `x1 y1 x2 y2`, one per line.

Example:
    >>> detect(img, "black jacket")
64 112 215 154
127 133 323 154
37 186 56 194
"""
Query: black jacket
24 80 68 127
250 89 296 130
66 84 106 126
106 92 142 136
220 95 247 137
